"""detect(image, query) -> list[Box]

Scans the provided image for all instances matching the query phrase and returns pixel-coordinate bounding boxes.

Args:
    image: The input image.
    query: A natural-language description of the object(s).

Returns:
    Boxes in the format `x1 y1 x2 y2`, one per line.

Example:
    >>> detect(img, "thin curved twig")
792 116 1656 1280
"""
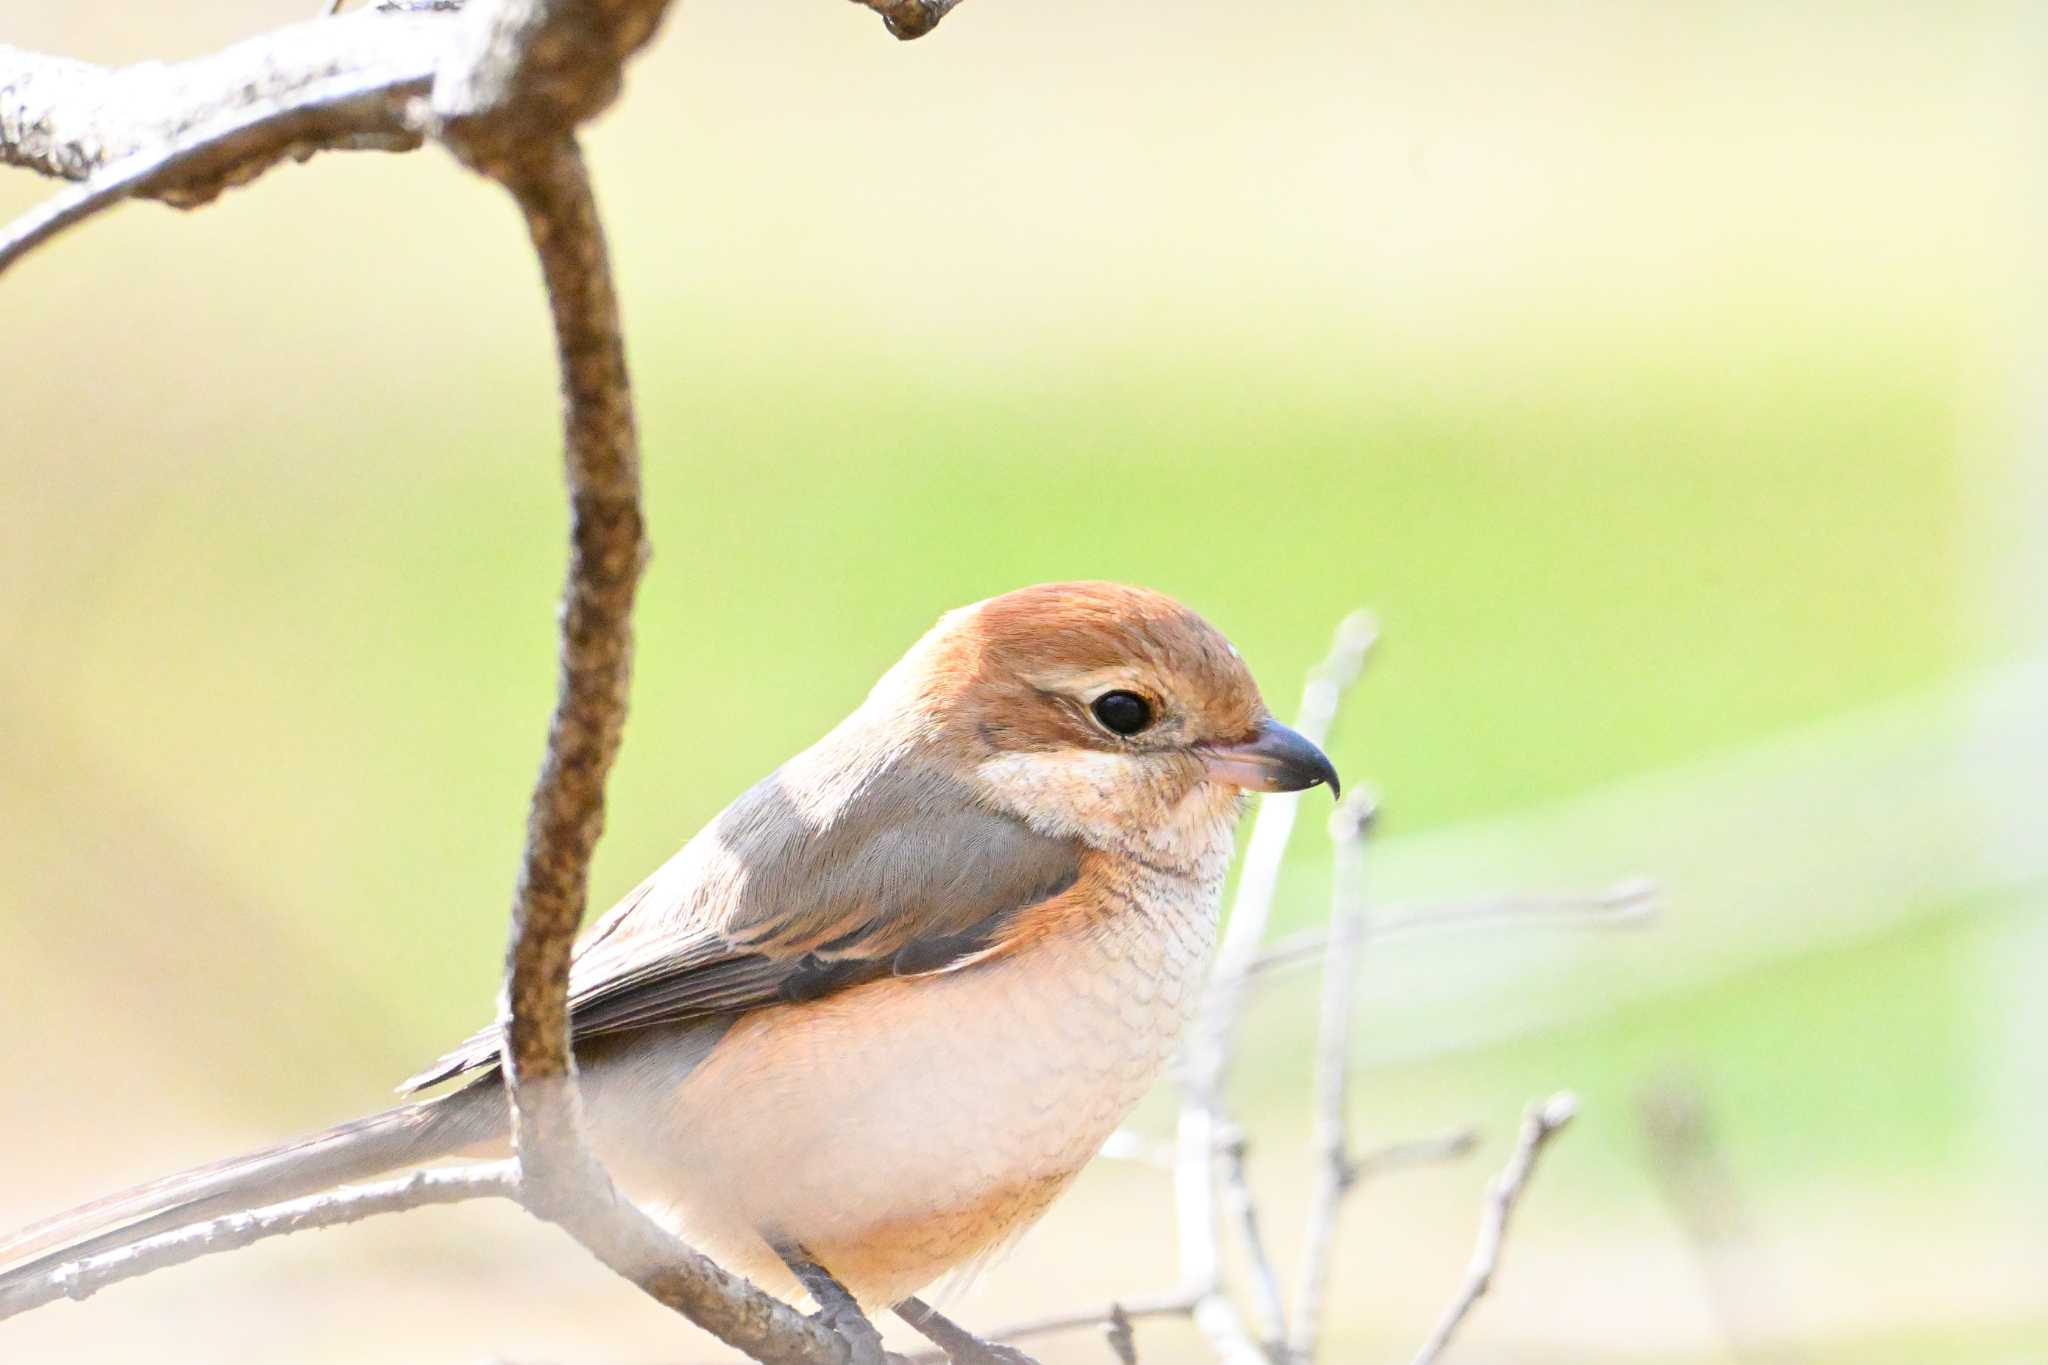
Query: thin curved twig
480 137 840 1364
1218 1126 1290 1359
1242 879 1661 983
901 1288 1202 1362
1287 792 1376 1360
1407 1093 1578 1365
484 135 643 1157
1350 1128 1479 1181
0 1165 517 1319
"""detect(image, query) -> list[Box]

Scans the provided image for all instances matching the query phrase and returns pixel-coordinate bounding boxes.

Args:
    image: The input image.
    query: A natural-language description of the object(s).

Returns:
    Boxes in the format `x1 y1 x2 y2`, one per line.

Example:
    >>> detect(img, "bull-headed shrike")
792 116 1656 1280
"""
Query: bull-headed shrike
0 581 1339 1358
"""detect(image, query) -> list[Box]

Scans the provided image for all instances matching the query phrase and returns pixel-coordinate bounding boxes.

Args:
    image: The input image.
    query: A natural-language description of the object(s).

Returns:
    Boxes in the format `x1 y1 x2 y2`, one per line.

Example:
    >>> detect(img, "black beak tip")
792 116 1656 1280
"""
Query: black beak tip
1261 718 1342 799
1303 749 1341 800
1199 717 1345 799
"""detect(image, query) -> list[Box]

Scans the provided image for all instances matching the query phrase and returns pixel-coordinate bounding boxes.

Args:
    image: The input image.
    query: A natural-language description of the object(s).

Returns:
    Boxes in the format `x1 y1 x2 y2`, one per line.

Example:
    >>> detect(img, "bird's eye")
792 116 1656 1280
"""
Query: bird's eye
1091 690 1154 737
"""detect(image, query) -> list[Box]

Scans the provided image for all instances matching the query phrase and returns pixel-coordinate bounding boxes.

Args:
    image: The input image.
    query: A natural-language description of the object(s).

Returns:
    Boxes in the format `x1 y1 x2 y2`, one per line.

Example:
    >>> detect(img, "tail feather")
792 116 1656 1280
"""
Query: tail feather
0 1082 506 1289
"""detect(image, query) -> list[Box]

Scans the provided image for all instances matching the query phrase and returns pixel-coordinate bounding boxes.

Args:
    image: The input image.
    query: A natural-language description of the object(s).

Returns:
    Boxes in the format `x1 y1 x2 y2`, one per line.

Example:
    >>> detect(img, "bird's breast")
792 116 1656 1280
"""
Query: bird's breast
584 856 1220 1306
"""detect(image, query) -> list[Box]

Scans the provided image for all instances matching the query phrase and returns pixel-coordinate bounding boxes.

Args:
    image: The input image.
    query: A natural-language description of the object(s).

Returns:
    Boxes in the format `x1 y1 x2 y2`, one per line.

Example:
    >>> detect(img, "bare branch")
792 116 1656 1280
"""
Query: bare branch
1287 792 1375 1361
1349 1129 1479 1182
480 138 840 1364
1245 878 1660 982
0 13 449 189
1102 1123 1478 1187
1217 1127 1290 1361
1174 610 1375 1361
0 1164 516 1320
1185 1285 1268 1365
1357 876 1662 942
487 136 642 1123
902 1288 1203 1361
1407 1093 1578 1365
0 69 425 277
431 0 673 177
0 11 458 277
0 0 986 268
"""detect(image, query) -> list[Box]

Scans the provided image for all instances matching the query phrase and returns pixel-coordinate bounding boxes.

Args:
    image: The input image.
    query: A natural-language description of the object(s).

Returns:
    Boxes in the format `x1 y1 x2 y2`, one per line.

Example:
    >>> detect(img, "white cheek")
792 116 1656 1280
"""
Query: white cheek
972 751 1239 878
972 751 1131 842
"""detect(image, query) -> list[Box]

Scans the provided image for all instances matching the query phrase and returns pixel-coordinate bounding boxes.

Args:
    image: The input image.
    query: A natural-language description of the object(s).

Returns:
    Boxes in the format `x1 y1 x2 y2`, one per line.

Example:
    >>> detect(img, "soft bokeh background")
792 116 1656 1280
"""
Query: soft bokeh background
2 1 2043 1361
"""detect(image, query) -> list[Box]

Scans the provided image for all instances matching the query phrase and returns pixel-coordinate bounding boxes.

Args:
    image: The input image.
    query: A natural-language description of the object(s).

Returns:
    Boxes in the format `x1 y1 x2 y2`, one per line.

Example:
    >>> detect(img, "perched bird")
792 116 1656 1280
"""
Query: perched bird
0 581 1337 1355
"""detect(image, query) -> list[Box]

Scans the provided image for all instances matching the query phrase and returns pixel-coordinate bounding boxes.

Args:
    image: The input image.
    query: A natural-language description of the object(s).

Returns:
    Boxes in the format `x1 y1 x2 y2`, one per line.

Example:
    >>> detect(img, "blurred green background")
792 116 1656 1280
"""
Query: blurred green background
2 1 2043 1361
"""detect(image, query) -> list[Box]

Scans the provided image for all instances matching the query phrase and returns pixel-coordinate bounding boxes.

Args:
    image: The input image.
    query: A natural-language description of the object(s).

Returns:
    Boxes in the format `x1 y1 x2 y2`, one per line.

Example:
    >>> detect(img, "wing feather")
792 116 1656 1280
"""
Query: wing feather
401 752 1079 1093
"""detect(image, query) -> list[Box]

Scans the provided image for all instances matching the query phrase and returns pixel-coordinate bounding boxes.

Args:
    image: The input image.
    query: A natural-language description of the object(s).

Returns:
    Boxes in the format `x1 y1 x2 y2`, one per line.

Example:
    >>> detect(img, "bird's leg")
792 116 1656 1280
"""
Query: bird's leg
774 1242 890 1365
894 1296 1041 1365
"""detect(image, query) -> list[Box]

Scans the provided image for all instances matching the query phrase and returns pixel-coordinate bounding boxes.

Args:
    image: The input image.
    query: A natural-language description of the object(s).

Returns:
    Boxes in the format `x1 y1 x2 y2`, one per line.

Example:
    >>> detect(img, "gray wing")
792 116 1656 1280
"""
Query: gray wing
401 754 1080 1093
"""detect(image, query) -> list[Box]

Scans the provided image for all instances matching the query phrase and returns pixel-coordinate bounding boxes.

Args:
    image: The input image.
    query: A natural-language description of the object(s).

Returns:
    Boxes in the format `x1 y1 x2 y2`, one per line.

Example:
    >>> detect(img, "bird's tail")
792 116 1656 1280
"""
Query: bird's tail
0 1082 506 1291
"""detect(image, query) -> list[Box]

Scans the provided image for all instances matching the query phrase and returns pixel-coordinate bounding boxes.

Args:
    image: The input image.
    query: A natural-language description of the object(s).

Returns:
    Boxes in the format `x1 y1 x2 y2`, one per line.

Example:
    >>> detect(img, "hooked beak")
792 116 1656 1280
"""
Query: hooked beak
1198 717 1341 799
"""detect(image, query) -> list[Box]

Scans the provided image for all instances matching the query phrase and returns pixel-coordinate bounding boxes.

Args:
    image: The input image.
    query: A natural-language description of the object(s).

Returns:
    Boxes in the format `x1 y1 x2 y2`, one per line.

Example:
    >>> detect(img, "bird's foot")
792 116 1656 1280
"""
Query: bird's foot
812 1299 889 1365
894 1297 1041 1365
774 1241 891 1365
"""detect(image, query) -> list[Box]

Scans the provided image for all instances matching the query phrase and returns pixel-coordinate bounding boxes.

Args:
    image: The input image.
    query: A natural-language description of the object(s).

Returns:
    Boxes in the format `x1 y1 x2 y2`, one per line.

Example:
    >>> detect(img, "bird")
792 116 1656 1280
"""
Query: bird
0 580 1339 1359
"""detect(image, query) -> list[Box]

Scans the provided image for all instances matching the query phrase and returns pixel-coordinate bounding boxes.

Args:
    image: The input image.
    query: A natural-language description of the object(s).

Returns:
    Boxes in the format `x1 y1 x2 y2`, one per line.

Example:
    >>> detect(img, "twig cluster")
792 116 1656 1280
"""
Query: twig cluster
1171 613 1378 1363
0 5 1620 1363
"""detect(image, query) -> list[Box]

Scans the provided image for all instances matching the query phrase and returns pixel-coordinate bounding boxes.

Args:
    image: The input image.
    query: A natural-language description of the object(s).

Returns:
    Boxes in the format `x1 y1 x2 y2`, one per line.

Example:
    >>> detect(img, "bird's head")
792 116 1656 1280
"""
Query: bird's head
880 582 1340 872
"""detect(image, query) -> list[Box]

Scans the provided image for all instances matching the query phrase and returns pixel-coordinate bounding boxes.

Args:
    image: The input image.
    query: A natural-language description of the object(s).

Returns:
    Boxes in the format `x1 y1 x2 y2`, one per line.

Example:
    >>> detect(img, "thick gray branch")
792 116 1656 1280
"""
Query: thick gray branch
0 11 452 195
0 0 731 199
0 69 425 275
0 0 981 270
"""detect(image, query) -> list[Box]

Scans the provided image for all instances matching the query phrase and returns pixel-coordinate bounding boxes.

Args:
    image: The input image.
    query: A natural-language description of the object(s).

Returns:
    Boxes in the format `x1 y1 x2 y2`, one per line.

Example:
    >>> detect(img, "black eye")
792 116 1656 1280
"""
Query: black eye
1091 690 1154 737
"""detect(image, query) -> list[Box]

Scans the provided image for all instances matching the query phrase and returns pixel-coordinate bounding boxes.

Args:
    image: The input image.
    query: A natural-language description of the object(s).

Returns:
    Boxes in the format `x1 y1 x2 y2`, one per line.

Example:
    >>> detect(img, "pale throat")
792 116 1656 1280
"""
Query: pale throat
970 749 1241 881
